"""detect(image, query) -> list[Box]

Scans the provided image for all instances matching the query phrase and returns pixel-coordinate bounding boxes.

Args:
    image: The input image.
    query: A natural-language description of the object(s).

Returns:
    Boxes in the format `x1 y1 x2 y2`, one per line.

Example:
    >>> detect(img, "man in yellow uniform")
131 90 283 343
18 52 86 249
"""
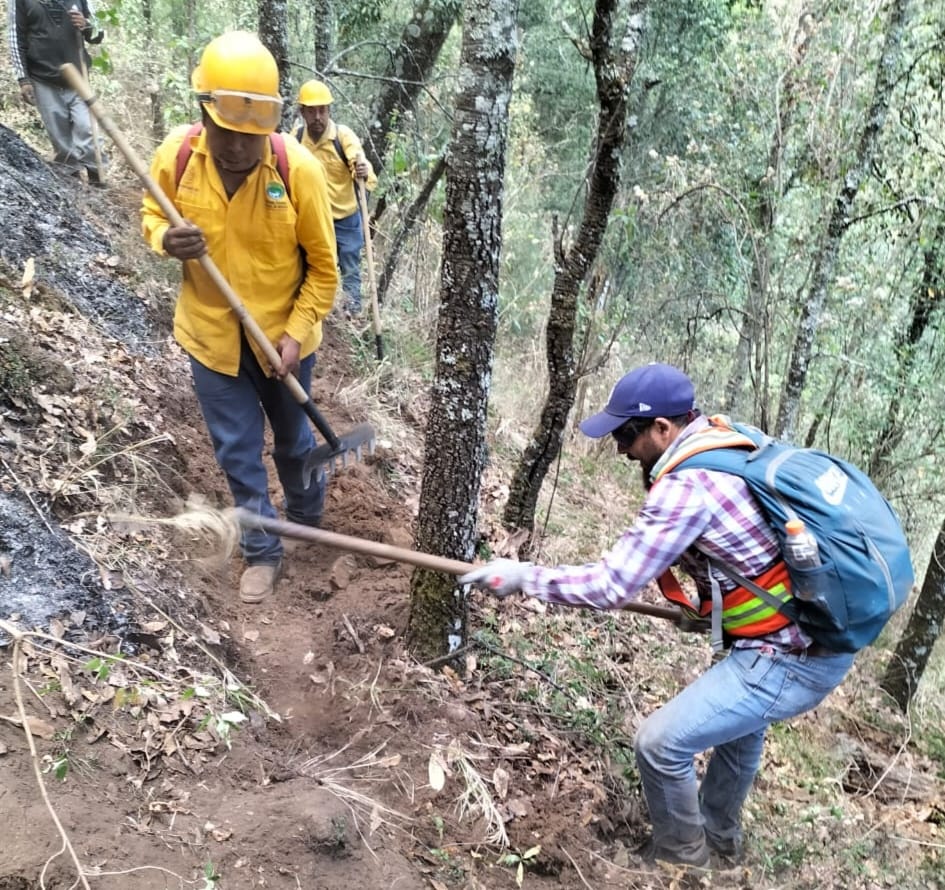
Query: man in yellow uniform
294 80 377 317
141 32 338 604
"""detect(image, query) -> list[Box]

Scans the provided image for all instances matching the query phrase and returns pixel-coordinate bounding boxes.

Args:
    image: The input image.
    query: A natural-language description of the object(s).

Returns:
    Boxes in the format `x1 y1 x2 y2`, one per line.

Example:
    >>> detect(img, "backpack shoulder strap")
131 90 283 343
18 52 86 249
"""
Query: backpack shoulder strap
654 416 759 482
332 135 349 167
269 132 291 200
174 124 291 201
174 122 204 189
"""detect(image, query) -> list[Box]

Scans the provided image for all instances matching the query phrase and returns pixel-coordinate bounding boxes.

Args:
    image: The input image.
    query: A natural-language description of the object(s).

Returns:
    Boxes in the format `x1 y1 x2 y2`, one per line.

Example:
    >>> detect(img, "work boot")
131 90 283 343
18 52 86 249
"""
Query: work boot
706 833 743 866
634 837 711 868
344 298 362 318
239 563 282 604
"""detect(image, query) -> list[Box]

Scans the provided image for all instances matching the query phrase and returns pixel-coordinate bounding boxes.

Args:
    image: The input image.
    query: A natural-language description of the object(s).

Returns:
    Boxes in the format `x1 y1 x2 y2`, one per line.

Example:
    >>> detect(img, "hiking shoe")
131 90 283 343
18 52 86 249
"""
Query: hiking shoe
239 563 282 603
634 838 711 868
706 834 743 866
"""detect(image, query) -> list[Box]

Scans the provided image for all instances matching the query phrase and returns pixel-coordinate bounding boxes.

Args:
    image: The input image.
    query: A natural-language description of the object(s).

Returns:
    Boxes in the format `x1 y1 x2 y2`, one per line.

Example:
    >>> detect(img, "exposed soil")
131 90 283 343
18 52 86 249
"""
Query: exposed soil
1 125 943 890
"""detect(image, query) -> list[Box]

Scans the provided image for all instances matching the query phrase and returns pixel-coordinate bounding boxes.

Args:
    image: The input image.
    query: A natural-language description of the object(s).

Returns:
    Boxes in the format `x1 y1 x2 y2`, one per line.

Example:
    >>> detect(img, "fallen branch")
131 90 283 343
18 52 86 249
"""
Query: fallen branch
342 613 365 654
3 621 92 890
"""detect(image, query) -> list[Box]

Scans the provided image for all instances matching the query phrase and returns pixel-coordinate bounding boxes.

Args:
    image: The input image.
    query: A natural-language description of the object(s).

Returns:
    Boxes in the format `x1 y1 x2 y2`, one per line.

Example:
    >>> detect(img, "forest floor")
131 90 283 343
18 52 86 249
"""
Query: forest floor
1 126 944 890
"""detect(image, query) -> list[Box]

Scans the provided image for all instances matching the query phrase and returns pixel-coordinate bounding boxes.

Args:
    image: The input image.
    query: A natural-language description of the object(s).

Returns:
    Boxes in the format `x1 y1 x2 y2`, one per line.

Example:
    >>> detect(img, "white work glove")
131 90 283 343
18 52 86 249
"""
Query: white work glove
459 558 532 597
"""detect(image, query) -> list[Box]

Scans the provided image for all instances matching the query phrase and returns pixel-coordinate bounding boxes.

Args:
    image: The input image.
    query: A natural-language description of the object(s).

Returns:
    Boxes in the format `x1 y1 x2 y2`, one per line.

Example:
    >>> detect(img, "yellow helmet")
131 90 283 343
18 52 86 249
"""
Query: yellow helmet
192 31 283 135
297 79 334 107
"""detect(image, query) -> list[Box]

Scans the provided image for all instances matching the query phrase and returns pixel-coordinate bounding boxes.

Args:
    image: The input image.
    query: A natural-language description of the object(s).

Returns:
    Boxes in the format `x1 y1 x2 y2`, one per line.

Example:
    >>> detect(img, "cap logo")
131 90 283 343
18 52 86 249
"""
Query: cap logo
638 402 651 411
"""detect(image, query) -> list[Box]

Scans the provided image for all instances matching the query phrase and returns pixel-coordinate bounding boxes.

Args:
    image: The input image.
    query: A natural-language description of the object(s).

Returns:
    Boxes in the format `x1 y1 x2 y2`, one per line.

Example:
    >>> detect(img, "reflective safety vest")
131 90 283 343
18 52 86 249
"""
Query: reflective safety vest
656 560 794 640
652 417 796 647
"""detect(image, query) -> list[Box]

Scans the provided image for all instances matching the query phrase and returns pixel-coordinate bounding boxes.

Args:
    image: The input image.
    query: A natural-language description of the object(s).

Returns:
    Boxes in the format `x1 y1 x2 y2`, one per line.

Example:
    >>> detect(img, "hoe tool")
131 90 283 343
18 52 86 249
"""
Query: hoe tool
355 172 383 361
61 64 375 484
234 511 686 625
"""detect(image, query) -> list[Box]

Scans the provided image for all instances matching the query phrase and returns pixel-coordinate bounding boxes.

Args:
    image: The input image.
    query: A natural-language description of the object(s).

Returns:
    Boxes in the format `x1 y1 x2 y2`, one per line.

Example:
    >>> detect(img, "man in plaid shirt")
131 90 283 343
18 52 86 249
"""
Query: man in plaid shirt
462 363 855 868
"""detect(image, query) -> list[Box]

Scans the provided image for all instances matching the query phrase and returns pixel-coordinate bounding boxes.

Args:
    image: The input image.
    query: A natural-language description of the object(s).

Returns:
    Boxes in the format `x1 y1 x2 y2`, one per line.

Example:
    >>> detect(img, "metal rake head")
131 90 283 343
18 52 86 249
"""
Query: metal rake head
302 422 377 487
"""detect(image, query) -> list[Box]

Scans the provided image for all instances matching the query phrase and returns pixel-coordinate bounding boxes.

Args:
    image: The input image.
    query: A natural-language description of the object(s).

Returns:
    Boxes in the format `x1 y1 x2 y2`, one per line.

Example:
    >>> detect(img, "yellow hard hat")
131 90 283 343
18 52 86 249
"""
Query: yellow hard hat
192 31 283 135
297 79 334 107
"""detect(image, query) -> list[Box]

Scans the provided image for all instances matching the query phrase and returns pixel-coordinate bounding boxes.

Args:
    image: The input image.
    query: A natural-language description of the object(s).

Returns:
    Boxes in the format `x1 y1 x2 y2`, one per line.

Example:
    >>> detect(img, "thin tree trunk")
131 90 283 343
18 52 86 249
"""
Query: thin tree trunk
143 0 164 142
407 0 518 662
776 0 911 441
377 153 446 306
867 216 945 482
502 0 645 535
881 517 944 711
725 11 816 424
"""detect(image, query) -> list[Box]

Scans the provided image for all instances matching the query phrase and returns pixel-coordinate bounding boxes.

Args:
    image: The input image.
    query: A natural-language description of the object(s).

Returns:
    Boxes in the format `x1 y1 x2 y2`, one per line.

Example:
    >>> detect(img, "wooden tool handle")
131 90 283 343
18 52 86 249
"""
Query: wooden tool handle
235 510 684 623
59 62 309 406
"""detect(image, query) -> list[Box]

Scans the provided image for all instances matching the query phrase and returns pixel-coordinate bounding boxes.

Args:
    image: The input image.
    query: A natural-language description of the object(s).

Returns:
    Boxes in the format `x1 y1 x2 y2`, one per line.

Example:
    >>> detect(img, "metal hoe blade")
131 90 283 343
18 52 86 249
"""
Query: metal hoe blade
302 422 376 486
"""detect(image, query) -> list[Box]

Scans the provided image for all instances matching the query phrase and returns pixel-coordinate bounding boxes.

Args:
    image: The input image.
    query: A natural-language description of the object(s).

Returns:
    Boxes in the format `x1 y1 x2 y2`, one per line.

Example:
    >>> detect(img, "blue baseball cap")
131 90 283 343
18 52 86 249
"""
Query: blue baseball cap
579 363 696 438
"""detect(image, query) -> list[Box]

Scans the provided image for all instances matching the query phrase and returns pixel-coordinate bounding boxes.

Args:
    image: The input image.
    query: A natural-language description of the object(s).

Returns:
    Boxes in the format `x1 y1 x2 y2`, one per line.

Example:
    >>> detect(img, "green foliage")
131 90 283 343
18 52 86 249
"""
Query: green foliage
497 844 541 887
337 0 386 36
84 654 124 681
924 728 945 779
0 343 33 404
199 861 220 889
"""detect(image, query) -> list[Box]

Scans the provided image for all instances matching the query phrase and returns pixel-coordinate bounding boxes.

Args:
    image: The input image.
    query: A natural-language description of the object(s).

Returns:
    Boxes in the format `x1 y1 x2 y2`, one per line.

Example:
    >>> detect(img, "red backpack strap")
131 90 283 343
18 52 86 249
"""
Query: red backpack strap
174 124 291 200
175 122 204 189
269 132 291 200
656 569 706 619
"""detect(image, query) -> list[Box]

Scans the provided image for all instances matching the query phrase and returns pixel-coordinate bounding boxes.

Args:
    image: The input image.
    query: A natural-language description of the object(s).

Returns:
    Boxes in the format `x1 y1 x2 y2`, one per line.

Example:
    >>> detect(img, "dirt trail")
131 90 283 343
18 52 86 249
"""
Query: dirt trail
3 123 940 890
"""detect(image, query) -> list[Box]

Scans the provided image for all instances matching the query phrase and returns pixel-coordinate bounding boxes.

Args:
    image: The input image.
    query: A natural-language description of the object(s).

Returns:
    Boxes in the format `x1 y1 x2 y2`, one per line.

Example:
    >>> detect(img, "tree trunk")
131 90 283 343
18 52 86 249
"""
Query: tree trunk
724 11 816 425
406 0 519 662
364 0 461 178
867 216 945 482
376 153 446 306
502 0 645 535
881 516 945 711
776 0 911 442
312 0 333 74
257 0 293 132
143 0 164 143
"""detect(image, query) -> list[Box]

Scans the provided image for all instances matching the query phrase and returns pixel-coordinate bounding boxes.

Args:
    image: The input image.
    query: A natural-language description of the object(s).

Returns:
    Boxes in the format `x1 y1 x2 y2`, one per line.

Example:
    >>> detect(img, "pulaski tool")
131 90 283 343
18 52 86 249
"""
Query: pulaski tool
61 63 375 484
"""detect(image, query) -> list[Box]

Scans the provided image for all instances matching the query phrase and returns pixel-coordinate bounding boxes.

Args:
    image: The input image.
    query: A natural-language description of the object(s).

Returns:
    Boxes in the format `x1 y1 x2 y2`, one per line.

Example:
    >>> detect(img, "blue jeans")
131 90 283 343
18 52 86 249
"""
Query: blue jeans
634 645 855 861
334 210 364 311
189 339 325 565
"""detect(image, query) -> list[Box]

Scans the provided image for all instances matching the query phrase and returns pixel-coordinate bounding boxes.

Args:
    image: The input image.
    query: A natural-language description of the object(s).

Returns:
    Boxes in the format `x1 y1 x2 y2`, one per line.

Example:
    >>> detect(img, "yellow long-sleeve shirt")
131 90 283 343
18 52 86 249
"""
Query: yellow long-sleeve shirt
296 120 377 219
141 124 338 376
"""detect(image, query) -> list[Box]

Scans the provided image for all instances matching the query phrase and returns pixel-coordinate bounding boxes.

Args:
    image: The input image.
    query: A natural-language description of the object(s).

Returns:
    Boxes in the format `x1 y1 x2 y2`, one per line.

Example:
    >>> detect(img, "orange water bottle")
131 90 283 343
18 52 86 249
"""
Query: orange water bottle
783 519 820 600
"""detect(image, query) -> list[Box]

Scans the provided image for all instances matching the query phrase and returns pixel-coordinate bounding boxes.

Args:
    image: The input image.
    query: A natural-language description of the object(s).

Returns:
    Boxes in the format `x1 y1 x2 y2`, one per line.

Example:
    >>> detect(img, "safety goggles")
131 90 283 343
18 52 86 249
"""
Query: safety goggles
611 417 653 449
196 90 283 131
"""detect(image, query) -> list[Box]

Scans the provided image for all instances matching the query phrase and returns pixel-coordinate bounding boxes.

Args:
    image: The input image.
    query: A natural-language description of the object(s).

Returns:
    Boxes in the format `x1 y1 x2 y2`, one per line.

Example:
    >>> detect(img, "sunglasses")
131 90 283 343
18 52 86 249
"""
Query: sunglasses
612 417 653 448
197 90 284 131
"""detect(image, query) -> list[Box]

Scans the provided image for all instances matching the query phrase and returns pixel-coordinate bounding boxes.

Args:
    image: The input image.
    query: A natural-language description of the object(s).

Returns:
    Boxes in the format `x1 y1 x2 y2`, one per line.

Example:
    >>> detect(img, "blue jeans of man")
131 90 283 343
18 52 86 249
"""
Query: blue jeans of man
334 209 364 313
634 645 855 861
189 340 325 566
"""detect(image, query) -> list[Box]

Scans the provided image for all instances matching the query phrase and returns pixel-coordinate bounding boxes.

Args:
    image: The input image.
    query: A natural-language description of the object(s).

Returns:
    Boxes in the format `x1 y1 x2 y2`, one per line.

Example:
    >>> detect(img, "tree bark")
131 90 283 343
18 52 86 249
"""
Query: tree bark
257 0 293 132
502 0 645 535
881 516 944 711
406 0 519 662
776 0 911 441
312 0 333 74
364 0 461 177
867 216 945 482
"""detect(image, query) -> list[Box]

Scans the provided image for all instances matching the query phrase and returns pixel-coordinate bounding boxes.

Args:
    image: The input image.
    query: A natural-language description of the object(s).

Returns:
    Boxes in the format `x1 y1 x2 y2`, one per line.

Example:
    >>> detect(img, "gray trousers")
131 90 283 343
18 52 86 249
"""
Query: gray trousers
31 79 99 174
